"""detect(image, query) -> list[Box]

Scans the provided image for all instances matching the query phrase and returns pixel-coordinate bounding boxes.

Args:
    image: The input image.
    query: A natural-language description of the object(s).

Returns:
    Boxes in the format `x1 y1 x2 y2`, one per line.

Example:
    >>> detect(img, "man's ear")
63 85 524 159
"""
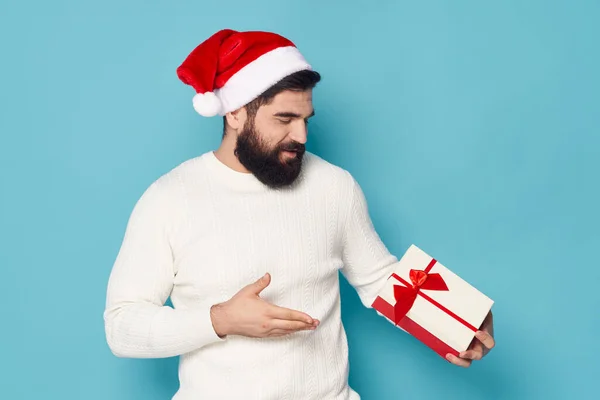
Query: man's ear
225 107 247 132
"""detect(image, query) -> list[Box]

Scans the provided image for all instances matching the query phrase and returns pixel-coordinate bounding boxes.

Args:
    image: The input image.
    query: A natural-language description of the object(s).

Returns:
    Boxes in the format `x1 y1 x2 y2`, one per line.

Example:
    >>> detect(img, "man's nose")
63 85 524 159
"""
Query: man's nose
289 121 308 144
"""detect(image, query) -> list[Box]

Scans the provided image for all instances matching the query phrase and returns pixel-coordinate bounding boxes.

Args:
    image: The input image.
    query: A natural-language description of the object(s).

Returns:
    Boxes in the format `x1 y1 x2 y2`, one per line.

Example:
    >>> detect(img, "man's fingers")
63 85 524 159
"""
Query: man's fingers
268 319 317 332
475 330 495 349
247 273 271 295
269 328 292 336
446 354 472 368
268 322 319 336
459 349 483 360
268 305 315 324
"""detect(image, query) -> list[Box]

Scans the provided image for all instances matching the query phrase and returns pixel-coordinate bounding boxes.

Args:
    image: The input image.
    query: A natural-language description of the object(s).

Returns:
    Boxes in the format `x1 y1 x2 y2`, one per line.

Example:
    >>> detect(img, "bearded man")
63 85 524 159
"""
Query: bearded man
103 29 495 400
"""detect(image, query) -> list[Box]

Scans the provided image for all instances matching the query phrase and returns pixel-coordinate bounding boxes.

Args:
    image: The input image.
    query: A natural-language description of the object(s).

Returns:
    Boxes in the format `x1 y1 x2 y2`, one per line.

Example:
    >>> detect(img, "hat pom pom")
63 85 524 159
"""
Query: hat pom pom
192 92 221 117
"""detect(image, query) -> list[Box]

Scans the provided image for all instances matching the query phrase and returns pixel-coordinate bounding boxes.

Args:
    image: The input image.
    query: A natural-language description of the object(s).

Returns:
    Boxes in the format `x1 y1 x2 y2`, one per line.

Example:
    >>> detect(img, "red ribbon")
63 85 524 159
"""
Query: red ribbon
391 258 478 332
392 259 448 323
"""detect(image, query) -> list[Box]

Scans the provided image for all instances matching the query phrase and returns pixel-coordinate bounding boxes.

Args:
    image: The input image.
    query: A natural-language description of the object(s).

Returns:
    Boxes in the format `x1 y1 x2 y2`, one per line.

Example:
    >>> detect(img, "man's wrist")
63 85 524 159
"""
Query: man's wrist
210 303 229 338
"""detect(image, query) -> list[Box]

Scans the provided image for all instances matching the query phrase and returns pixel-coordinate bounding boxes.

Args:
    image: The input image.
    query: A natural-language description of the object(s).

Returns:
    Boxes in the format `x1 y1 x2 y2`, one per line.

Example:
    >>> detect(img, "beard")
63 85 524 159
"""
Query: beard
234 121 306 189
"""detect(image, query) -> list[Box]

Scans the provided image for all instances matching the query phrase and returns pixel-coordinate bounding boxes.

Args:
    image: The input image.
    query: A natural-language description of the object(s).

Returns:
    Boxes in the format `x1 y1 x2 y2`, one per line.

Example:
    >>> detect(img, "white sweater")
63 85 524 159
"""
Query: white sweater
104 151 400 400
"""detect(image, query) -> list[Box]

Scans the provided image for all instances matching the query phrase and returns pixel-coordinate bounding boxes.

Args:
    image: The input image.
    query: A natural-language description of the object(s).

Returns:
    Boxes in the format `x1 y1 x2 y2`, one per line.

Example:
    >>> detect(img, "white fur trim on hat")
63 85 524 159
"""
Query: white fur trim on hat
215 46 311 116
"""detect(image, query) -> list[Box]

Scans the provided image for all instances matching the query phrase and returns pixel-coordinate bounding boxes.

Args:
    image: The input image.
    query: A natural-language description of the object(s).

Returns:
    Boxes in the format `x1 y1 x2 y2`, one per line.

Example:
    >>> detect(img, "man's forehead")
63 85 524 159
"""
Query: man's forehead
269 91 314 116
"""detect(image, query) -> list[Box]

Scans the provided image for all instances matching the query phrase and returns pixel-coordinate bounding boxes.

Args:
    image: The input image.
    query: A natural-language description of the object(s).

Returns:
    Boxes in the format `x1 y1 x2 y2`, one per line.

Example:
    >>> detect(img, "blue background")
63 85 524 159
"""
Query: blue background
1 1 599 399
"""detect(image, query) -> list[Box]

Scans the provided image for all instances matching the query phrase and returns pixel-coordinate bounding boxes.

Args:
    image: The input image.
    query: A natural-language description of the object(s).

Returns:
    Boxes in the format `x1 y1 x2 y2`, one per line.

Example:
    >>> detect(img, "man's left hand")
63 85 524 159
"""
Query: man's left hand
446 310 495 368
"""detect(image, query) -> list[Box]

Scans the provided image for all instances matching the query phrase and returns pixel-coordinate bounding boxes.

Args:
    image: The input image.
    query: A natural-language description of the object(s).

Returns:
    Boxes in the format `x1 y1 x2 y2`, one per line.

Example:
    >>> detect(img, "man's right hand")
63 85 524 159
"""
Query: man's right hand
210 273 320 338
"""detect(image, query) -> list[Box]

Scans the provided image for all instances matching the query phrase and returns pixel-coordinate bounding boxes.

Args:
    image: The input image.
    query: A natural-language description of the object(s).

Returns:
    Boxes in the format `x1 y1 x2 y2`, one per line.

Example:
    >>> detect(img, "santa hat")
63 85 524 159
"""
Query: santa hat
176 29 313 117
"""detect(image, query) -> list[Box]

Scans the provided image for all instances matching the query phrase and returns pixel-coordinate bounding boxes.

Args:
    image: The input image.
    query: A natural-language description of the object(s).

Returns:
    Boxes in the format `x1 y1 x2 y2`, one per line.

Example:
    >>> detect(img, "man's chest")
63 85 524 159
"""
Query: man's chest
170 189 346 302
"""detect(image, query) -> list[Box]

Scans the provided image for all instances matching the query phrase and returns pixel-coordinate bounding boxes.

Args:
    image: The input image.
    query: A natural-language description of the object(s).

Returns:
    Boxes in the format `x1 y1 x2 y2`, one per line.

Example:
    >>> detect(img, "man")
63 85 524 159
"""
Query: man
104 29 494 399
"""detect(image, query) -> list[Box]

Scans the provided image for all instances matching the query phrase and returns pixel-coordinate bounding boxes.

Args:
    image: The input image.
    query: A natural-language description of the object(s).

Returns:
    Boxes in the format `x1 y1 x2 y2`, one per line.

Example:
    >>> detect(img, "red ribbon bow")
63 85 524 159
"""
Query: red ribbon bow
392 268 449 324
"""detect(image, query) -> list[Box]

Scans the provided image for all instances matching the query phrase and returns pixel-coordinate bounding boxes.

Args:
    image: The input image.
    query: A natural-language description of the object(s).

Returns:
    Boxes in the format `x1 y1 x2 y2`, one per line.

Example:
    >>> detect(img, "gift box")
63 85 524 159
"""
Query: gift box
372 244 494 359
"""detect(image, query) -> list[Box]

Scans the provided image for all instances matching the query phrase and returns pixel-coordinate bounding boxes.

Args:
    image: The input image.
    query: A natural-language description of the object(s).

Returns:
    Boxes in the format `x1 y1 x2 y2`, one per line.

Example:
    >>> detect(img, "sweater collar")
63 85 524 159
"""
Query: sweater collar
203 151 269 192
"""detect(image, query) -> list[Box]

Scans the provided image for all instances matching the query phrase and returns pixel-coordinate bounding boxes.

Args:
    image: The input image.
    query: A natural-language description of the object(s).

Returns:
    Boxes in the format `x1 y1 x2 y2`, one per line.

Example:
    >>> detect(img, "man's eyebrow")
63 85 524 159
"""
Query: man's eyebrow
273 110 316 119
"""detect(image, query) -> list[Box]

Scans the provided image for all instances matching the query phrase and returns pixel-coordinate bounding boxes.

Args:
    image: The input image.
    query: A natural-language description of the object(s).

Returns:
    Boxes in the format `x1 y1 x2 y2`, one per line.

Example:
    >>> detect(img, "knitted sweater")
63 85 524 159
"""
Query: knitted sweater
104 151 399 399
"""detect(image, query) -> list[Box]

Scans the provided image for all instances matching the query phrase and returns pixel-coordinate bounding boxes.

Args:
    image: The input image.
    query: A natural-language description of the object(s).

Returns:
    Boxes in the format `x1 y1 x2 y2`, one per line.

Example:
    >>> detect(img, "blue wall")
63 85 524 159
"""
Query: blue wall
1 1 598 399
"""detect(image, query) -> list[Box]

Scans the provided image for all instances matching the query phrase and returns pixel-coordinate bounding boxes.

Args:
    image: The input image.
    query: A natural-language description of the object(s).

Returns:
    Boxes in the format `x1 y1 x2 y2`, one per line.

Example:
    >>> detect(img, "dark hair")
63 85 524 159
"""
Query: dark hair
223 69 321 136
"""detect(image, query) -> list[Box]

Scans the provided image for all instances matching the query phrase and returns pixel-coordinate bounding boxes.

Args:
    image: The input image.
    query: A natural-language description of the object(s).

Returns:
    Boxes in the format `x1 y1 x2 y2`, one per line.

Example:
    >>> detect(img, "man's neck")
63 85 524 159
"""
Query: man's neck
213 136 250 174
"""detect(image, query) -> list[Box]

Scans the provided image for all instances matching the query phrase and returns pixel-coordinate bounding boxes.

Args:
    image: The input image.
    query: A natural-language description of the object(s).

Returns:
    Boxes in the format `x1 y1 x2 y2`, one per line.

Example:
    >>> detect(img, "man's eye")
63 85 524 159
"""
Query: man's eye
278 119 292 124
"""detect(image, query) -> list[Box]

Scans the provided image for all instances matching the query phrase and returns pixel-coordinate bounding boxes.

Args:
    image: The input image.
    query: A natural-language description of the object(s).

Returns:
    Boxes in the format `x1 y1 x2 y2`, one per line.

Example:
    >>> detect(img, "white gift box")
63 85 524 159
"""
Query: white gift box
372 244 494 358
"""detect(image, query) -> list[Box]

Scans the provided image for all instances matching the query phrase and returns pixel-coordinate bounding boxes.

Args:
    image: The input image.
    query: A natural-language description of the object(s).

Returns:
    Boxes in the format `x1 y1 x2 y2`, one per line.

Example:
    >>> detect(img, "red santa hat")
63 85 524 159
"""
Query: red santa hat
176 29 313 117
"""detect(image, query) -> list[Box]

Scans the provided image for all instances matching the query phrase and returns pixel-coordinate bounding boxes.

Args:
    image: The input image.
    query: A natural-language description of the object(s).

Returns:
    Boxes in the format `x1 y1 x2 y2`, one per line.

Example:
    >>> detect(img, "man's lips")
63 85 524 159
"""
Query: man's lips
281 149 298 157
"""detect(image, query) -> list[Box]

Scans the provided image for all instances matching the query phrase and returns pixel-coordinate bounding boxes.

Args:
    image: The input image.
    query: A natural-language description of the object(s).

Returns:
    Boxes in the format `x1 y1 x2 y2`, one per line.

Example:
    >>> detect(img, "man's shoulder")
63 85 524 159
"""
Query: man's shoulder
165 152 211 179
153 152 213 188
303 152 348 176
136 153 211 204
304 151 358 180
302 152 356 189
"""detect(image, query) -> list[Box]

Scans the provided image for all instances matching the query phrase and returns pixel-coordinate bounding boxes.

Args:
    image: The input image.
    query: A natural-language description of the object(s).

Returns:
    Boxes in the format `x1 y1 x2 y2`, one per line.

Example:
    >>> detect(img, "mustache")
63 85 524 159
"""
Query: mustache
279 141 305 153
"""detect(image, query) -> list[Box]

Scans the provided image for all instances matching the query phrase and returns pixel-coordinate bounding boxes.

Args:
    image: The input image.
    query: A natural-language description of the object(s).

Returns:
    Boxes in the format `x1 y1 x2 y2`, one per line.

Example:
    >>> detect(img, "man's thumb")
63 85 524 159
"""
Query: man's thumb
250 272 271 294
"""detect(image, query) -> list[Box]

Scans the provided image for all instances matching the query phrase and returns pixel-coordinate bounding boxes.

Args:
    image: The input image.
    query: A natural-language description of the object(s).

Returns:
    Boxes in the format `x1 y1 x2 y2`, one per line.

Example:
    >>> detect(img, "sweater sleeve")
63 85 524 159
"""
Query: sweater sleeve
340 172 400 308
103 177 224 359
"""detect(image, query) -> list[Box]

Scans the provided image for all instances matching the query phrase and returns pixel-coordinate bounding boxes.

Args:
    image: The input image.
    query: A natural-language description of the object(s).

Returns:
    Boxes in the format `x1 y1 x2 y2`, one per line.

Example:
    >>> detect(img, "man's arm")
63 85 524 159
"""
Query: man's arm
340 172 399 307
339 172 497 366
103 178 223 359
